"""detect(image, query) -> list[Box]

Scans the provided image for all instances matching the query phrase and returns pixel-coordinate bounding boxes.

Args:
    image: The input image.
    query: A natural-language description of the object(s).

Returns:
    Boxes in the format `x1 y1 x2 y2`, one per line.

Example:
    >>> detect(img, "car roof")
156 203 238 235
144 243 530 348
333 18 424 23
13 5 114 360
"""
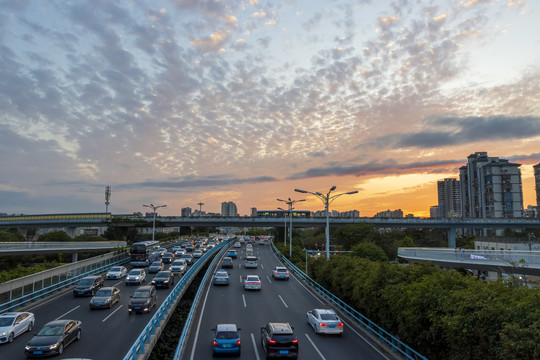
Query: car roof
0 312 28 317
314 309 337 315
98 287 117 291
216 323 238 332
44 319 73 326
246 275 260 279
269 323 293 333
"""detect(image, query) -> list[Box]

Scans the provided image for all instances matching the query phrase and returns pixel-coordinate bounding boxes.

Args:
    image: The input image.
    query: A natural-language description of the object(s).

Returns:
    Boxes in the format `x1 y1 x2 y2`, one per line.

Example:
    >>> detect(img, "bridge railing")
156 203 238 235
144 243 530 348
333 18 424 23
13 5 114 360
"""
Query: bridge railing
123 239 230 360
0 241 126 251
0 251 129 313
272 243 428 360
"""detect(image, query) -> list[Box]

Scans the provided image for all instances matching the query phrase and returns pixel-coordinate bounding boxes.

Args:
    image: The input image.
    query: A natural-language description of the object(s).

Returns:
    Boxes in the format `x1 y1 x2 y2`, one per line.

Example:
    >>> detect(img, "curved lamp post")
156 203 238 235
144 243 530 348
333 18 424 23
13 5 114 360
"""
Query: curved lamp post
277 198 305 257
142 203 167 241
295 187 357 261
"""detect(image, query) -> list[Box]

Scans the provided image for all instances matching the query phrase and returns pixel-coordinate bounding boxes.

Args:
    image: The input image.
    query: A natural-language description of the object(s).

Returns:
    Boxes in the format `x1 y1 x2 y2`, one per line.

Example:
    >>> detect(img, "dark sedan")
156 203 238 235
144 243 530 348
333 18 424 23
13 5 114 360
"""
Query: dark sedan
151 271 175 289
24 319 81 358
89 287 121 309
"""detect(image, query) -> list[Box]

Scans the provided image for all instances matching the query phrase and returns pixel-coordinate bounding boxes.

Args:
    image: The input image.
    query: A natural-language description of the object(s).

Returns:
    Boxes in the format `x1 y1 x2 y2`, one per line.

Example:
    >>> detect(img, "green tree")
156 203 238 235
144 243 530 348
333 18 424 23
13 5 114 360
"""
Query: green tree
37 230 71 242
351 243 388 262
0 229 25 242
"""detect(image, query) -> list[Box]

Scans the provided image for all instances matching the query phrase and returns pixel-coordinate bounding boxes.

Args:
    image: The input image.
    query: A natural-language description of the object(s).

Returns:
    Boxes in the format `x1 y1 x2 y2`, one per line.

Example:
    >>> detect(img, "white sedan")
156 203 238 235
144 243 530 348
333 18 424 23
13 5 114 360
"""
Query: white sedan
243 275 262 290
106 266 128 279
0 312 35 344
306 309 344 335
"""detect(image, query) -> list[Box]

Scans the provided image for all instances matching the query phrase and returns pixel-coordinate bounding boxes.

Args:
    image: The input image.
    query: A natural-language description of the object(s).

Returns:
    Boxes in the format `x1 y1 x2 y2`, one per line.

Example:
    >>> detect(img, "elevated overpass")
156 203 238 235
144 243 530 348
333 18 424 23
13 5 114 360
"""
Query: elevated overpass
0 241 126 261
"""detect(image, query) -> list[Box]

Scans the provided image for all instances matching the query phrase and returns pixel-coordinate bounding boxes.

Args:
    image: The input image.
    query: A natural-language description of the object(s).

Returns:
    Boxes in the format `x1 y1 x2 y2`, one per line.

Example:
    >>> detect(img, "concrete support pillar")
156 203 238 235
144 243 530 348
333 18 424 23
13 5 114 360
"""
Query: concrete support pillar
448 227 456 249
65 227 76 238
18 228 28 238
72 252 78 262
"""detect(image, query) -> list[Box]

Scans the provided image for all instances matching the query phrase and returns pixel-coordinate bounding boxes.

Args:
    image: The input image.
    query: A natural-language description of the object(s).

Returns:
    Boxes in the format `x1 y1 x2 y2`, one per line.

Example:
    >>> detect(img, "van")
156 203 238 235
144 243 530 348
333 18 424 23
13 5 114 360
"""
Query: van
244 256 258 268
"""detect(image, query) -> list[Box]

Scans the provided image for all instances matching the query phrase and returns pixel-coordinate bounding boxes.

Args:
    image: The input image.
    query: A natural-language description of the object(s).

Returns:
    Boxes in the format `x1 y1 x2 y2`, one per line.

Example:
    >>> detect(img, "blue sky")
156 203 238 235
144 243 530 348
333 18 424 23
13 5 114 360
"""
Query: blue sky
0 0 539 217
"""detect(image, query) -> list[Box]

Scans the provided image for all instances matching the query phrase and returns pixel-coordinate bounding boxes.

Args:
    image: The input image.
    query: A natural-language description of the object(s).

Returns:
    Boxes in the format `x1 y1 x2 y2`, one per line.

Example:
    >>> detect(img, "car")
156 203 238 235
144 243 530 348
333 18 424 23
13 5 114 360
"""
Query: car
258 239 266 245
24 319 82 358
0 312 35 344
125 268 146 286
200 245 208 252
128 285 157 314
226 250 238 259
244 256 258 268
73 275 104 297
106 266 127 279
172 246 182 253
185 245 194 252
260 322 298 359
213 270 230 286
221 257 233 269
152 270 175 289
89 287 121 309
153 247 167 257
148 260 164 273
174 249 186 257
181 253 194 265
272 266 290 280
233 242 242 248
207 242 216 249
244 275 262 291
161 252 175 264
306 309 344 335
193 249 203 258
170 259 187 275
212 323 241 356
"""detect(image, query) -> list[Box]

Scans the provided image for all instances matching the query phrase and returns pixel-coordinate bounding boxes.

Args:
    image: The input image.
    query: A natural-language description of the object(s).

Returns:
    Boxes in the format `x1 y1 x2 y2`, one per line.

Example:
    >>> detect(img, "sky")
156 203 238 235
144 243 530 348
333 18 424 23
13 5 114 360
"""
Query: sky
0 0 539 218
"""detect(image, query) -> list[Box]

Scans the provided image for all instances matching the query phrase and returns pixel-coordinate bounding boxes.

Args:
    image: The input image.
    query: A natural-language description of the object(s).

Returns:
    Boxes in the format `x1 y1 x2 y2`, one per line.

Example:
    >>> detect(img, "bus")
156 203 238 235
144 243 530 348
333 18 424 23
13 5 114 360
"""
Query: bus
129 240 160 267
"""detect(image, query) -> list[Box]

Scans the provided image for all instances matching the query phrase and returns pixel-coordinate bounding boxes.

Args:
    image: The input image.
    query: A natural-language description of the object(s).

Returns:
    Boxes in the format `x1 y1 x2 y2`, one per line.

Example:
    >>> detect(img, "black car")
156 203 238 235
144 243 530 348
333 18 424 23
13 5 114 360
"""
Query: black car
151 270 175 289
73 275 104 297
24 319 82 358
128 285 157 314
162 252 175 264
261 323 298 359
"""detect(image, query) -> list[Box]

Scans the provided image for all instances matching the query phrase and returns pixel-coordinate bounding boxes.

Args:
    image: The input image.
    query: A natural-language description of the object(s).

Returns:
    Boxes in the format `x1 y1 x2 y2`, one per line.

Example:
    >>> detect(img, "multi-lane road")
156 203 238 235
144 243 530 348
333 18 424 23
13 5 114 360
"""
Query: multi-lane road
182 242 393 360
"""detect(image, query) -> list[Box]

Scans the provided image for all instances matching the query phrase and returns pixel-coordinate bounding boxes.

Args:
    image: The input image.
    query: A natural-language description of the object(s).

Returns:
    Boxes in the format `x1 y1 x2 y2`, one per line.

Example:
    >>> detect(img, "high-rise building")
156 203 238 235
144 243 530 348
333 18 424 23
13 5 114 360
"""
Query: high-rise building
459 152 523 219
250 207 257 217
181 207 192 217
221 202 238 217
436 178 461 218
374 209 403 218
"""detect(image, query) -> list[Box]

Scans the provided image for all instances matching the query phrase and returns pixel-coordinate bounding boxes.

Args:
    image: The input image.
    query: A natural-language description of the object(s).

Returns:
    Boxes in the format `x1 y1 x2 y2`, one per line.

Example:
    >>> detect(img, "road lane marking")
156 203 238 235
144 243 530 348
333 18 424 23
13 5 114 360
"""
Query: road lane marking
242 294 247 308
305 333 326 360
55 305 80 320
239 275 243 283
113 280 123 287
341 322 392 360
250 333 261 360
266 275 272 283
278 295 288 308
102 305 123 322
260 263 264 269
189 270 213 360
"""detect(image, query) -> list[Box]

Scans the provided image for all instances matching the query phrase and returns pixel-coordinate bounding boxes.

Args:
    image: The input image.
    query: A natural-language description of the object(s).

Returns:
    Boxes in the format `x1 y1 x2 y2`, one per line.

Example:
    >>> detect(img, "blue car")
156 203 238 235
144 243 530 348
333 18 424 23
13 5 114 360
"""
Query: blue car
212 323 241 356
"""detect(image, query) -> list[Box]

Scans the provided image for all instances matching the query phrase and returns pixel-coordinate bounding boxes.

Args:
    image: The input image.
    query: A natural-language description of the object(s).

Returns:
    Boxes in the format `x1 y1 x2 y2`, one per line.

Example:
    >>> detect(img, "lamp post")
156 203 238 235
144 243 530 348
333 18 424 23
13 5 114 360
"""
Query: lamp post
142 203 167 241
295 187 358 261
277 198 305 257
277 207 287 247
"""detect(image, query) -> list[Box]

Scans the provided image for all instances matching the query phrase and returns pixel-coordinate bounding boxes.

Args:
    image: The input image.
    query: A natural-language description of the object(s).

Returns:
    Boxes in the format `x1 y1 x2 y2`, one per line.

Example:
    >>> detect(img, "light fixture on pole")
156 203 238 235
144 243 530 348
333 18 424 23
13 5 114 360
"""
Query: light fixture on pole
277 198 305 257
105 185 111 213
295 187 358 261
142 203 167 241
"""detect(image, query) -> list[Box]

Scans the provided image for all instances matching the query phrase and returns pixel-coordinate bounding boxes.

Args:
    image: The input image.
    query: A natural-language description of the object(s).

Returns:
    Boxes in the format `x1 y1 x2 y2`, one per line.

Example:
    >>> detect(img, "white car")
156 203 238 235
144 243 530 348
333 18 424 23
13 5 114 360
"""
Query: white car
125 269 146 285
0 312 35 344
106 266 128 279
193 250 203 258
306 309 344 335
170 259 187 275
243 275 262 290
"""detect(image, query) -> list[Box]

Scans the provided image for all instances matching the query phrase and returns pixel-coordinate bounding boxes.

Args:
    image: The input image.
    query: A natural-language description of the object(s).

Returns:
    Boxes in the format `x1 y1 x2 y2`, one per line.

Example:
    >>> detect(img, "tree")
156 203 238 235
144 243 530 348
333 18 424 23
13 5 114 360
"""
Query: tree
37 230 71 242
351 243 388 262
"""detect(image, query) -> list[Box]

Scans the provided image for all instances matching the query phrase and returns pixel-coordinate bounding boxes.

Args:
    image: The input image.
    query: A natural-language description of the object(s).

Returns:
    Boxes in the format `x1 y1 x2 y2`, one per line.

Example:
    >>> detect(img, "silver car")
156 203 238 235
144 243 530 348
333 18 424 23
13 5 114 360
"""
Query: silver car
0 312 35 344
306 309 344 335
106 266 127 279
89 287 121 309
125 269 146 286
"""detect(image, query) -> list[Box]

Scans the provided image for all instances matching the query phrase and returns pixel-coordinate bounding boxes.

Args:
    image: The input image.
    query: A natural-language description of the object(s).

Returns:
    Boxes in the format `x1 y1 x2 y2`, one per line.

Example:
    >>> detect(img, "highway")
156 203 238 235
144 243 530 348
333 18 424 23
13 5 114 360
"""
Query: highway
0 255 195 360
182 242 392 360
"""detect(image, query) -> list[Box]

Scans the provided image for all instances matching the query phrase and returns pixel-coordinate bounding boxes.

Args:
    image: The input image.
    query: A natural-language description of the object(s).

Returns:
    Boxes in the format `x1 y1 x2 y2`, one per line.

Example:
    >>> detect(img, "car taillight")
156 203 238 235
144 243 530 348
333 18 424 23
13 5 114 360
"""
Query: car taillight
292 339 298 344
268 339 276 344
213 340 217 346
337 322 344 327
236 340 241 346
319 323 328 327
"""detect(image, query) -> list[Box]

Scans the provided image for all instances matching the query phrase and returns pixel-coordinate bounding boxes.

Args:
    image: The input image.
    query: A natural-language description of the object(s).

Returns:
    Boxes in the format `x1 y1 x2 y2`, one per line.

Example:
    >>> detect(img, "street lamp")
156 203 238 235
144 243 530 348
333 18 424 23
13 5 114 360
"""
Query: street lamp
277 207 287 247
295 187 358 261
142 203 167 241
277 198 305 257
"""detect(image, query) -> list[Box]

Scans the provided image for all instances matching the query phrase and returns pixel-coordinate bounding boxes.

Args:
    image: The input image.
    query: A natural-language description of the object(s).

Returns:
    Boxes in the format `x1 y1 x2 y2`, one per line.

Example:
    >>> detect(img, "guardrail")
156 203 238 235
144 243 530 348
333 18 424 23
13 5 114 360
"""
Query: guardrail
0 253 129 313
272 243 429 360
123 240 230 360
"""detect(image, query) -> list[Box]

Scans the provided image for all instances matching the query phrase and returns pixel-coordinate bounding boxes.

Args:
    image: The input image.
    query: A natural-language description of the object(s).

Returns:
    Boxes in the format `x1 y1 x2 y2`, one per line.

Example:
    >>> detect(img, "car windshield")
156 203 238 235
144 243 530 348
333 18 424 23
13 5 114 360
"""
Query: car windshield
109 267 121 272
216 272 227 277
129 270 142 275
155 273 169 278
0 317 15 326
216 331 238 339
320 313 339 321
272 334 295 342
78 278 94 286
37 325 64 336
151 262 161 266
246 276 259 281
95 289 112 297
133 290 150 298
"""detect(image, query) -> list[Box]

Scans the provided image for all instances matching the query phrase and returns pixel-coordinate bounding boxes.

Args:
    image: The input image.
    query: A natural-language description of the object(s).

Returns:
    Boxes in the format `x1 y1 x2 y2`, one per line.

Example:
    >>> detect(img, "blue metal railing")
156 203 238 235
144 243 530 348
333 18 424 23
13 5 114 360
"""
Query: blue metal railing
0 257 129 313
272 243 429 360
123 240 230 360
